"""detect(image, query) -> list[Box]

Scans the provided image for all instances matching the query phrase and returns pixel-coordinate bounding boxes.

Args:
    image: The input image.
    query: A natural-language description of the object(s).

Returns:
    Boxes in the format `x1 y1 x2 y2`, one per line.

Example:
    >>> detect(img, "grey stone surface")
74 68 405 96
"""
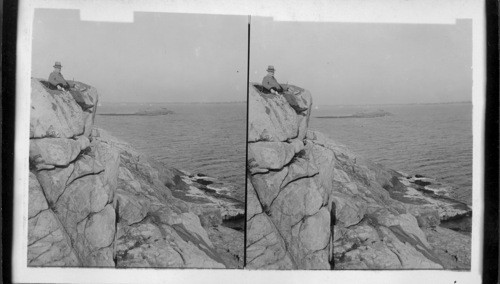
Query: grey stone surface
246 84 471 270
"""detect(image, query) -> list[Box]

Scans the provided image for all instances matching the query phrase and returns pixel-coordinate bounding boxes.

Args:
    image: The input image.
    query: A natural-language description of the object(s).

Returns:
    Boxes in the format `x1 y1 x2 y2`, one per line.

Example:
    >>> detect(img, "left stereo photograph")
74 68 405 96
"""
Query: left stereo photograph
28 9 247 268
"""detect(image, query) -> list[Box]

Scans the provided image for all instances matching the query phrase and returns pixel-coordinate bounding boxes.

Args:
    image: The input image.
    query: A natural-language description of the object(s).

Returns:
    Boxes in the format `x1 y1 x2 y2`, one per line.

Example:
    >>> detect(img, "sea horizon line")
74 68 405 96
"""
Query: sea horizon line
317 100 472 107
99 101 247 105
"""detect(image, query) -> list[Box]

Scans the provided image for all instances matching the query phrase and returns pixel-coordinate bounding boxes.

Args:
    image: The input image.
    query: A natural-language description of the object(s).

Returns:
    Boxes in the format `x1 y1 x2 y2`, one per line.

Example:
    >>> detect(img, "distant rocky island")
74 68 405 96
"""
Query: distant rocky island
28 79 243 268
99 107 174 116
316 109 393 119
247 83 471 270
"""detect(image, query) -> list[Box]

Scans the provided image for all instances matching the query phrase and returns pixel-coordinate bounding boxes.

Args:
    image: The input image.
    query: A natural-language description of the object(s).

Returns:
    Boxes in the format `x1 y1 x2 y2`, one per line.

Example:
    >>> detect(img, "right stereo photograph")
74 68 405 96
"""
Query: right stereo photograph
246 17 472 270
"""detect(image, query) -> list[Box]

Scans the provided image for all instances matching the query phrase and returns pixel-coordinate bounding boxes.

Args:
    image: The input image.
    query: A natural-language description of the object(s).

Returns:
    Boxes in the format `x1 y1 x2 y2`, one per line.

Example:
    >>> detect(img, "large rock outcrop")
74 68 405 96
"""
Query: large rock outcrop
28 78 244 268
246 83 471 270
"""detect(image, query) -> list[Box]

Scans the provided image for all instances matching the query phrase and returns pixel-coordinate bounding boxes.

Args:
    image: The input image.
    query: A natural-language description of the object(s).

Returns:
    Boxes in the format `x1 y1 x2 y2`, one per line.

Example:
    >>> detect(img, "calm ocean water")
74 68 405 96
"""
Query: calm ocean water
309 103 472 205
96 102 472 206
95 103 247 201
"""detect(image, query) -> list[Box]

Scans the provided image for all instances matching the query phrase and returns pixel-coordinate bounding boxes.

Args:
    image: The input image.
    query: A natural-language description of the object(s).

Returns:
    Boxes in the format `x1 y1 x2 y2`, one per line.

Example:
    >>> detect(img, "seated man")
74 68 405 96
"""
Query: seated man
262 65 288 94
261 65 301 96
48 61 74 91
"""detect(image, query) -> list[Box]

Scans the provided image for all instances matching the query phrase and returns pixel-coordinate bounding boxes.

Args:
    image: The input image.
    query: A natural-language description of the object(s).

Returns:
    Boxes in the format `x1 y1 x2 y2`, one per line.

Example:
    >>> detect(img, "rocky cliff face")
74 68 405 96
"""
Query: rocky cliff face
28 79 243 268
246 84 471 270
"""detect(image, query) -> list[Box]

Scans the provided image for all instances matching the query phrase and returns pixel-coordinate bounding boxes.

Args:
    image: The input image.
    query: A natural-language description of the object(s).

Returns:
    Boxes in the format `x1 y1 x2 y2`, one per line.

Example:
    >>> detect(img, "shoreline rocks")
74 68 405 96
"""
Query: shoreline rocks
246 83 471 270
393 173 472 233
165 169 245 231
28 79 243 268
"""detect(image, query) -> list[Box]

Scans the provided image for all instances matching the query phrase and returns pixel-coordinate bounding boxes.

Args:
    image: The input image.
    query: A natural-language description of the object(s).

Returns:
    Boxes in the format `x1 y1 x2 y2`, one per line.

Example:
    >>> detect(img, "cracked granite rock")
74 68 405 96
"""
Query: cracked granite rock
28 78 242 268
246 83 470 270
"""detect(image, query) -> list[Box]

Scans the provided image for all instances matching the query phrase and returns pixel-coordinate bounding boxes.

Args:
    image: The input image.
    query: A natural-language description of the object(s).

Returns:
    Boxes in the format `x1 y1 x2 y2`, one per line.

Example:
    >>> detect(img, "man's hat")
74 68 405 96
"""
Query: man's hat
267 65 275 72
54 61 62 68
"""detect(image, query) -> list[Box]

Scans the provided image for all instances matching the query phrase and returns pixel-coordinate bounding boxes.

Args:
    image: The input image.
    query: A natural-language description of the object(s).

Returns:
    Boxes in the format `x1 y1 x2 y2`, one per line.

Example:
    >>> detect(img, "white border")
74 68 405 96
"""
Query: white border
13 0 485 283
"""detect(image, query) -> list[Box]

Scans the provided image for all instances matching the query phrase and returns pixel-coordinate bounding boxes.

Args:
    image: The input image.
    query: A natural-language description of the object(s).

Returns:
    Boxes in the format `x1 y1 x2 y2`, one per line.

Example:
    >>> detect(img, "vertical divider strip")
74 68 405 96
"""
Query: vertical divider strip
243 14 251 269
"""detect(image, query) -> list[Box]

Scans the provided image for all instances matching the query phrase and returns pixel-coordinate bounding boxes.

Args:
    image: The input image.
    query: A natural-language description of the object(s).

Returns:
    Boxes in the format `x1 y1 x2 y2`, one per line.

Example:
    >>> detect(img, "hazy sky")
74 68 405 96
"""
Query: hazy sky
32 10 472 105
32 9 248 103
250 17 472 105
